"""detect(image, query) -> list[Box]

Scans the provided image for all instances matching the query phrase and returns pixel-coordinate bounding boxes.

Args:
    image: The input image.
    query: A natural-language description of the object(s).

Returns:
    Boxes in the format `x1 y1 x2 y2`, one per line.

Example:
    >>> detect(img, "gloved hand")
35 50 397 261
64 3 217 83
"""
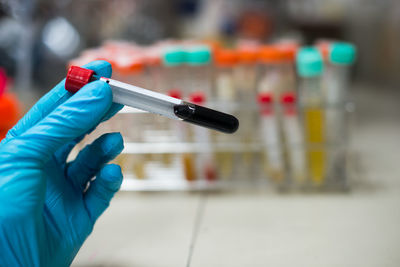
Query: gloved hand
0 60 124 266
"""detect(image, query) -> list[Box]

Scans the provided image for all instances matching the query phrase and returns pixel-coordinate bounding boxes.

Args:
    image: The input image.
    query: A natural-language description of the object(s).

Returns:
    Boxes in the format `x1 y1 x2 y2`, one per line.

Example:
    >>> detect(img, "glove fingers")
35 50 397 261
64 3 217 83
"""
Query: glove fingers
66 132 124 191
15 80 113 163
2 60 112 145
101 103 124 123
54 134 86 164
84 164 123 223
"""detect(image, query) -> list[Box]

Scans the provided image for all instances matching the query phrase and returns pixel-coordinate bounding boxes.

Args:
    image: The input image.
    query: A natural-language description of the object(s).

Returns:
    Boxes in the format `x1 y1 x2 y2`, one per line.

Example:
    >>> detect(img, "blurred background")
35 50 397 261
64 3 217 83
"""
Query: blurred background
1 0 400 266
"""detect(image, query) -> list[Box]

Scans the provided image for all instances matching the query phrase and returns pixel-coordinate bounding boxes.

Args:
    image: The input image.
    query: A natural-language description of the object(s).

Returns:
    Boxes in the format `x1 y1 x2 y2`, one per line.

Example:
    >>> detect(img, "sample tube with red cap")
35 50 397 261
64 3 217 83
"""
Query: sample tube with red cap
65 66 239 134
281 92 306 185
190 92 217 182
258 92 283 182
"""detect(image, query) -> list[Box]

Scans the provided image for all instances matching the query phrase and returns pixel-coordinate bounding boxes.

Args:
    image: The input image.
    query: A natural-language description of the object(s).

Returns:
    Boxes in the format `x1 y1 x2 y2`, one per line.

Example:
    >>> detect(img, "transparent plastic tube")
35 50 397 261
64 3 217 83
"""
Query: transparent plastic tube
258 93 284 182
324 64 350 181
65 66 238 134
281 92 306 184
299 77 326 186
190 93 217 182
101 77 181 120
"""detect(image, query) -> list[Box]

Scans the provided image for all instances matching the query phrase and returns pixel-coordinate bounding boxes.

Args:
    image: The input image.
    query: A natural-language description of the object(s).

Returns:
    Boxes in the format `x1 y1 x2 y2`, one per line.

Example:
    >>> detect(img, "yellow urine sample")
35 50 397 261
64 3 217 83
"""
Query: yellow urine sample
305 108 326 185
216 152 233 179
182 154 197 181
132 155 147 179
161 153 173 166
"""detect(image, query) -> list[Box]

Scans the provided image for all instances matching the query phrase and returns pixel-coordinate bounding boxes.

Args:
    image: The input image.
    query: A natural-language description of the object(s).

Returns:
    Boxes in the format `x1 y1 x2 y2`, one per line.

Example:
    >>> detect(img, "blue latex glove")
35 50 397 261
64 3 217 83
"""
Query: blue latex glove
0 60 125 266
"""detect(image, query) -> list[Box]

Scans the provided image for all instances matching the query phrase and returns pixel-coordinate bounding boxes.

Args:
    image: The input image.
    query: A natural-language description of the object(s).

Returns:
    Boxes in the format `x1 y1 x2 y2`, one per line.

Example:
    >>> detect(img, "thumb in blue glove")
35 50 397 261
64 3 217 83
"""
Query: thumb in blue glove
0 60 125 266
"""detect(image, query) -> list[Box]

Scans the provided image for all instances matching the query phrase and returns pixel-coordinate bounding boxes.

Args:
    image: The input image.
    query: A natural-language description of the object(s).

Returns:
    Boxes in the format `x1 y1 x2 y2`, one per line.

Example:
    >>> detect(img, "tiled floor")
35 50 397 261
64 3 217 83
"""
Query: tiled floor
73 84 400 267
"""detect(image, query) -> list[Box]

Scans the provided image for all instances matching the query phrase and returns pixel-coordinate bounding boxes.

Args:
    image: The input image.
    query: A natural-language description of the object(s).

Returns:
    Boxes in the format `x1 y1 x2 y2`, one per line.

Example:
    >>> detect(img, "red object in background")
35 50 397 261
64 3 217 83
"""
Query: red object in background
189 92 206 104
205 163 217 182
257 92 274 116
237 10 272 40
0 68 7 96
0 67 21 141
281 92 297 116
0 93 21 141
168 89 182 100
257 92 273 104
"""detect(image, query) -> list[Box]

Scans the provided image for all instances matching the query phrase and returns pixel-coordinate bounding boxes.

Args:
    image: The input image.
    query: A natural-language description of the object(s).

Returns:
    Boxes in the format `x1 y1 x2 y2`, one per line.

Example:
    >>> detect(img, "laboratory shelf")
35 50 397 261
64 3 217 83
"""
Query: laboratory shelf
121 142 349 154
120 174 270 192
122 142 264 154
118 102 355 114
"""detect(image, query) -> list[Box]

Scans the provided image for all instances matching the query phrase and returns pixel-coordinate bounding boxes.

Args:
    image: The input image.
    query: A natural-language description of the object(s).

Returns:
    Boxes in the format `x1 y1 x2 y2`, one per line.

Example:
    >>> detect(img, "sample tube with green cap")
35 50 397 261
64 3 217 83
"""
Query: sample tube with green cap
325 42 356 108
296 47 326 186
324 42 356 182
162 46 187 95
185 45 212 98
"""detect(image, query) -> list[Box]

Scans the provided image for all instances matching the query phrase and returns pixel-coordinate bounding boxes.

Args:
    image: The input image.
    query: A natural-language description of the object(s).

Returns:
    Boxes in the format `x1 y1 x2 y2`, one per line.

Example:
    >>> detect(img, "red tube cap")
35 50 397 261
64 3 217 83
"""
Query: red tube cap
65 66 95 93
257 92 273 104
168 89 182 99
281 92 296 104
190 92 206 104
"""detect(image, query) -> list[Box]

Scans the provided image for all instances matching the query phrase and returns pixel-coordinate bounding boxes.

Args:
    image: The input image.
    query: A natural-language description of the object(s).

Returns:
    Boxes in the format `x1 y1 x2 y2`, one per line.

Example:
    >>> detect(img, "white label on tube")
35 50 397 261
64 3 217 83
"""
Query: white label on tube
283 114 306 177
260 112 283 170
102 78 182 120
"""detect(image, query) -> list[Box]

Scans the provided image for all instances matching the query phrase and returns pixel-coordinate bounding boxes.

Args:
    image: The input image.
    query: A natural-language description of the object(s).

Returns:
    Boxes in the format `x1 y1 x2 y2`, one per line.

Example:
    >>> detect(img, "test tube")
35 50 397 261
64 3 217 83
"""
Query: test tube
324 42 356 182
213 49 239 180
257 46 283 98
114 56 149 179
143 45 164 92
185 45 213 98
167 89 197 182
236 45 259 102
214 49 238 103
162 45 187 95
296 47 325 187
258 92 284 182
190 92 217 182
235 41 261 171
281 92 306 185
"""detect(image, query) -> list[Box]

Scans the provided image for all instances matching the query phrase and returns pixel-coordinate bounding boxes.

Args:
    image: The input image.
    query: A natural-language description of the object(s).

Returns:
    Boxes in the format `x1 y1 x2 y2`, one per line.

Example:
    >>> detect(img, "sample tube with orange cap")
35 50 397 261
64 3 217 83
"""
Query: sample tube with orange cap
213 49 239 180
234 45 259 179
257 92 284 182
214 48 238 103
236 45 259 102
257 45 295 99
